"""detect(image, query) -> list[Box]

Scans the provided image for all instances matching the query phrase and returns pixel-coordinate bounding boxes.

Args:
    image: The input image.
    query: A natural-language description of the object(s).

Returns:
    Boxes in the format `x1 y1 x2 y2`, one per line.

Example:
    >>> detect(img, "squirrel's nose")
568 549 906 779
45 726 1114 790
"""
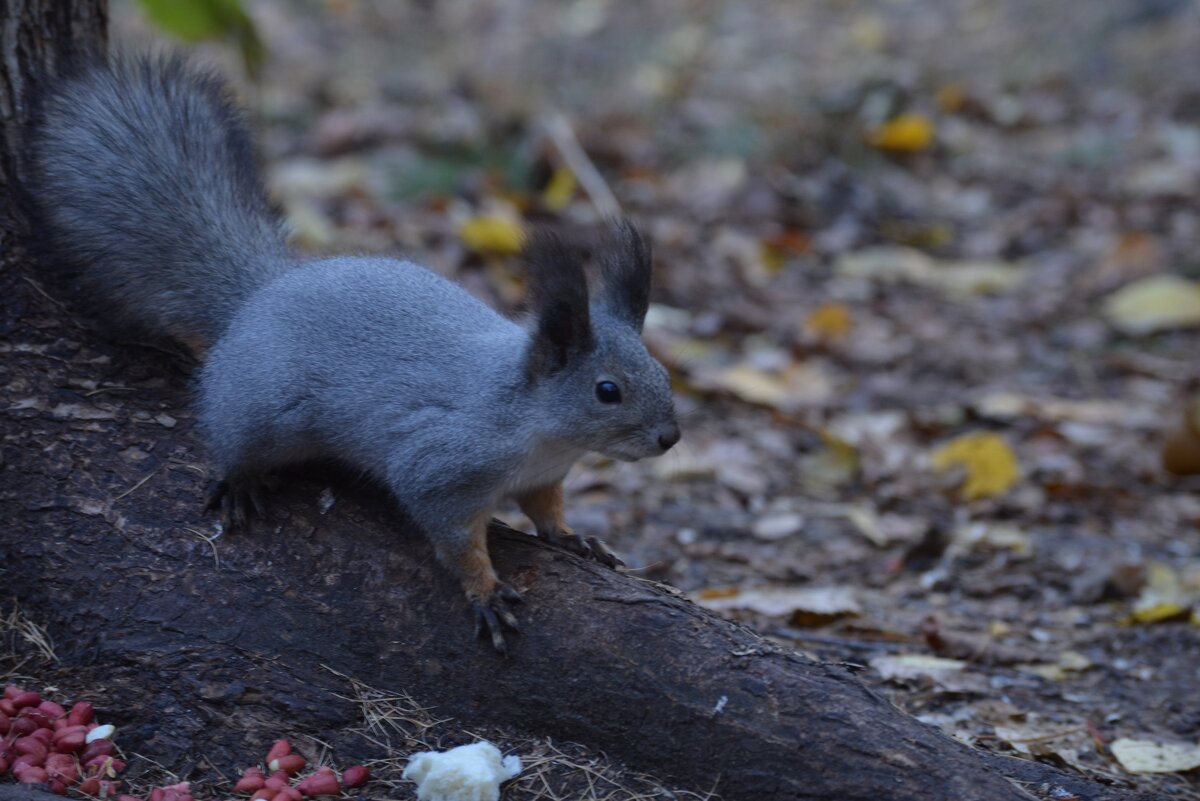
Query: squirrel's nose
658 424 681 452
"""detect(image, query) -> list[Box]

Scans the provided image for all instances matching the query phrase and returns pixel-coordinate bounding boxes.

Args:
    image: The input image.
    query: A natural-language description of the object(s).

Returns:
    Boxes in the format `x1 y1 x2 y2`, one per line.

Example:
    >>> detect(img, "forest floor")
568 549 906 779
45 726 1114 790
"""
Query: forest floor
6 0 1200 798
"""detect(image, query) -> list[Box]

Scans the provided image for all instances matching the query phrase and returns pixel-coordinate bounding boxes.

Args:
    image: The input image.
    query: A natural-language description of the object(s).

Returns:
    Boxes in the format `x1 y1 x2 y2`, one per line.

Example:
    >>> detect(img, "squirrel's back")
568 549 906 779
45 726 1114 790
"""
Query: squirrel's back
20 55 289 350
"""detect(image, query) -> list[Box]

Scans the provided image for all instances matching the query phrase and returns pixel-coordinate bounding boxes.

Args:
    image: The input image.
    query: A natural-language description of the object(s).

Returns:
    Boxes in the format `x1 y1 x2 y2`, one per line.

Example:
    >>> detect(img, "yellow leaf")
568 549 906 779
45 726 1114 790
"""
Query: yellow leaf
805 302 853 341
1103 275 1200 334
541 167 577 212
1128 562 1191 624
459 215 524 255
868 113 935 153
931 432 1020 500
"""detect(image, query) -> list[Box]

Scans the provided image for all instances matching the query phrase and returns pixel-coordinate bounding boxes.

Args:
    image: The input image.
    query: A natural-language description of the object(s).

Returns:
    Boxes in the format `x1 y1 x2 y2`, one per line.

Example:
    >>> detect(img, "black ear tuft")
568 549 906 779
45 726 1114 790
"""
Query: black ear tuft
525 231 593 377
598 219 652 331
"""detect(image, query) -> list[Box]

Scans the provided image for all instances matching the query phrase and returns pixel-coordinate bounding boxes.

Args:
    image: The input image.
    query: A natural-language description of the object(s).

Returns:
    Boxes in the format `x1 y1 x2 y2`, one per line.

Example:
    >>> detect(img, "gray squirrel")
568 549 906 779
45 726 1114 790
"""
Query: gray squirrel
20 55 680 653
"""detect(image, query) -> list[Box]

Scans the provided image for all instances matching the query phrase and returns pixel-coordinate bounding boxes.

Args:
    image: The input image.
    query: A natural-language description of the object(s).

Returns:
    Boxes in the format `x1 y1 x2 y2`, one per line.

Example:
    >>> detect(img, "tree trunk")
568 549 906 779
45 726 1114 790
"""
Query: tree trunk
0 0 107 249
0 282 1167 801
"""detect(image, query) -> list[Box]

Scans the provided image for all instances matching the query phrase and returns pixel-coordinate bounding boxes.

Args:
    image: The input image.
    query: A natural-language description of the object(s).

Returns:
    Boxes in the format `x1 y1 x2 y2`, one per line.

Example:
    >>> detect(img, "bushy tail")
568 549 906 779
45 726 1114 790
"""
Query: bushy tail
20 54 289 350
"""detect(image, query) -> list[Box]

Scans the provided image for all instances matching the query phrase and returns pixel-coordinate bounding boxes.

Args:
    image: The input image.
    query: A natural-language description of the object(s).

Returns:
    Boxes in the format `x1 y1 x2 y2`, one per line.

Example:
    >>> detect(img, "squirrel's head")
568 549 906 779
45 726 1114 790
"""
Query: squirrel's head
523 221 680 462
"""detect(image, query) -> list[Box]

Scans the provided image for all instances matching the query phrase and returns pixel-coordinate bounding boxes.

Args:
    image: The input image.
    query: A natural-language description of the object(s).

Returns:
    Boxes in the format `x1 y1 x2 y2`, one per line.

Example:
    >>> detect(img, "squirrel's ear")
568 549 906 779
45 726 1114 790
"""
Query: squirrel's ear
525 231 594 376
598 219 652 331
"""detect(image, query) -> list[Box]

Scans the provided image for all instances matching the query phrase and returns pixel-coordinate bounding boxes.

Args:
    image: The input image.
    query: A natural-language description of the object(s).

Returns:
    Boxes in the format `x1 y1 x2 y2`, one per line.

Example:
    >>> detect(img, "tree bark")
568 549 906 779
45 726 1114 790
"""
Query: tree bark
0 281 1167 801
0 0 107 249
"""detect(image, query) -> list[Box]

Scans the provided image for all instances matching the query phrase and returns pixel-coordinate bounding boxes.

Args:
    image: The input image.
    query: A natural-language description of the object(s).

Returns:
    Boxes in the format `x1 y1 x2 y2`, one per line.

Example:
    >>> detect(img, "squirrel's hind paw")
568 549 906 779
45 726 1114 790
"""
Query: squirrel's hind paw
472 582 522 654
205 474 276 531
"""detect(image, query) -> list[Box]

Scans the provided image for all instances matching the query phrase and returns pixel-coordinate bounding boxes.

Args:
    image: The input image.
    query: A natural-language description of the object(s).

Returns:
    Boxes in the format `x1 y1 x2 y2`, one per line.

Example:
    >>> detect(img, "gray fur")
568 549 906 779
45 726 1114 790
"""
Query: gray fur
22 55 288 346
24 56 680 603
200 253 680 549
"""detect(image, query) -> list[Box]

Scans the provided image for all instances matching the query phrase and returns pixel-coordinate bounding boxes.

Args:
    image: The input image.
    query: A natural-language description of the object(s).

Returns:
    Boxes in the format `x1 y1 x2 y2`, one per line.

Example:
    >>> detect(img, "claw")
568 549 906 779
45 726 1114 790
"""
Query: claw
205 475 274 532
537 528 624 570
585 536 625 569
498 582 524 604
471 585 521 654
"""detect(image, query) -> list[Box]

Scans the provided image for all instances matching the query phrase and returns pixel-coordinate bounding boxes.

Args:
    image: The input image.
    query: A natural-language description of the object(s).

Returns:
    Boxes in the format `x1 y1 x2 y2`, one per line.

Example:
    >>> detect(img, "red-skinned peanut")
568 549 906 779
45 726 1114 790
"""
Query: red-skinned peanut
340 765 369 789
68 702 94 727
12 691 41 709
265 740 291 763
296 772 341 797
269 754 306 775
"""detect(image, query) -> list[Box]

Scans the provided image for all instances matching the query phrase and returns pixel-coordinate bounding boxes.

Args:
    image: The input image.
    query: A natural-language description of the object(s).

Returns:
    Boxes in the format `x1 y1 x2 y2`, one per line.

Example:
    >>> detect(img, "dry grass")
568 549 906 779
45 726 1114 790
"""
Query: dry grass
325 666 721 801
0 599 58 680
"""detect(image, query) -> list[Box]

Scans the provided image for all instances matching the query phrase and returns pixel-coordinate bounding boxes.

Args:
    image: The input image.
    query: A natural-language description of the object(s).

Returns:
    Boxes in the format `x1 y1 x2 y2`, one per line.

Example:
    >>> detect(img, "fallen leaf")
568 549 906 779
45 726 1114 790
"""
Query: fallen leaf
1103 275 1200 334
930 259 1025 298
1017 651 1094 681
805 302 853 341
705 361 834 410
751 512 805 541
949 522 1032 557
836 248 1023 297
1110 738 1200 774
541 166 576 211
695 585 860 627
936 84 967 112
868 113 935 153
837 246 934 282
1162 397 1200 475
459 214 524 255
1128 562 1191 624
870 654 967 681
799 431 859 495
931 432 1020 500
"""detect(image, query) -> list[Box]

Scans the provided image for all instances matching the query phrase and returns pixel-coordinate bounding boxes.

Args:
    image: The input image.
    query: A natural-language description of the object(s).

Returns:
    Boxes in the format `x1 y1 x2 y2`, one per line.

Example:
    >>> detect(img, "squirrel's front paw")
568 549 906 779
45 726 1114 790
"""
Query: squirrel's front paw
537 527 625 570
472 582 522 654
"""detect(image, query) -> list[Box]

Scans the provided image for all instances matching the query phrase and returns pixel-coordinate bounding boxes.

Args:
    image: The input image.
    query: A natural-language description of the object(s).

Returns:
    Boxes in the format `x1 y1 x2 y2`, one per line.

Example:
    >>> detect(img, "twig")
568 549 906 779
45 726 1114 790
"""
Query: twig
542 112 621 218
114 467 161 501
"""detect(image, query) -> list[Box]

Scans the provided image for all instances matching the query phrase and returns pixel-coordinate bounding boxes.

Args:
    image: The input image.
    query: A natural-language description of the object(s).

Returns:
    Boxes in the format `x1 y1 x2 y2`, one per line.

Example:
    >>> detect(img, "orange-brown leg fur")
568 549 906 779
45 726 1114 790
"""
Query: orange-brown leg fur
516 483 624 569
435 511 521 653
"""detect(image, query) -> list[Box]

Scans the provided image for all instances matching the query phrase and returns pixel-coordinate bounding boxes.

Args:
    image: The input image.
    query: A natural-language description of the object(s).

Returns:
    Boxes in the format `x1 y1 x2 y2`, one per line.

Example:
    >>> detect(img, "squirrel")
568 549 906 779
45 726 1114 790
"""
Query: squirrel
19 55 681 653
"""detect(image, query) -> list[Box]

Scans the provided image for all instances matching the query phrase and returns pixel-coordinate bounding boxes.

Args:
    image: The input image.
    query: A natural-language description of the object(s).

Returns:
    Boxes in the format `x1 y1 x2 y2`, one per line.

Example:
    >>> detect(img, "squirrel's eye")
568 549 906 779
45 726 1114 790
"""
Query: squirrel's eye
595 381 622 404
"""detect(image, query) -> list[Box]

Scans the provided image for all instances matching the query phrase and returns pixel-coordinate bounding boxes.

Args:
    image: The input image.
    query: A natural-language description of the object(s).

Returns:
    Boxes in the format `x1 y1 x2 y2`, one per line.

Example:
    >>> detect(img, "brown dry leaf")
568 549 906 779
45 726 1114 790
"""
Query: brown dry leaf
931 432 1020 501
923 617 1040 665
868 113 935 152
1162 397 1200 475
1110 738 1200 774
694 585 860 627
994 723 1088 770
1103 275 1200 334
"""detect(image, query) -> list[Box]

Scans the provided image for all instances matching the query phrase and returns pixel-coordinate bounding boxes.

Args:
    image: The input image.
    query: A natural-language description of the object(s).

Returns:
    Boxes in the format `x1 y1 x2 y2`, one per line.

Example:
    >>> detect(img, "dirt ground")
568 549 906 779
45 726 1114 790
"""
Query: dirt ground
6 0 1200 798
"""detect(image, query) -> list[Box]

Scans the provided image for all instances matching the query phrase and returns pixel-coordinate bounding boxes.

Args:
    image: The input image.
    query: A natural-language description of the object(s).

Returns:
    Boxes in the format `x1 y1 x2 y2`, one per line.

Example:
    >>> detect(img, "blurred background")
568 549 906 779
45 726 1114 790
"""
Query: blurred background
114 0 1200 794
